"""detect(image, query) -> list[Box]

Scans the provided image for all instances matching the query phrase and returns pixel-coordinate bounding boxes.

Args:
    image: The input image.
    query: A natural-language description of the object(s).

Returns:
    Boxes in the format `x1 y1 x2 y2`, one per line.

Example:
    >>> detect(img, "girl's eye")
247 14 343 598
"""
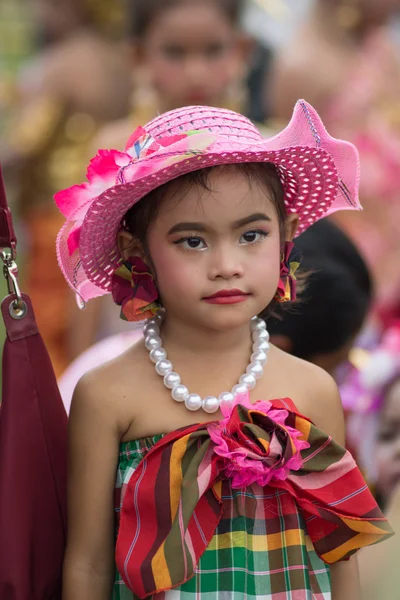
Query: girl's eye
174 236 207 251
240 230 268 245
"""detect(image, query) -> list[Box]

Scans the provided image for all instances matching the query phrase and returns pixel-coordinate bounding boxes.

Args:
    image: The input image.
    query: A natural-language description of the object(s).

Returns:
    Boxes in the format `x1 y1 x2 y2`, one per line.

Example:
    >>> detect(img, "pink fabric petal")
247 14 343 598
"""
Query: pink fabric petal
55 149 131 219
54 183 93 219
208 394 310 489
86 149 130 183
67 226 82 256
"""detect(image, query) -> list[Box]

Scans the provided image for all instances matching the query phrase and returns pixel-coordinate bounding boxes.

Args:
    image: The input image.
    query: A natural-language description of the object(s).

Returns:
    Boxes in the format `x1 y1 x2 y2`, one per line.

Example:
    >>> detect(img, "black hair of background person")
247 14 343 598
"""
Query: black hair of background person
246 41 273 123
266 220 373 360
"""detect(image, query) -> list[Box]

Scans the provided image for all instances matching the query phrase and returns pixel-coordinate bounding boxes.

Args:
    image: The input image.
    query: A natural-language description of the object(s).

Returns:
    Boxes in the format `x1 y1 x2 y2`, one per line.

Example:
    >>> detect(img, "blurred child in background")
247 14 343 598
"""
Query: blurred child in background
340 322 400 599
73 0 255 358
267 219 373 377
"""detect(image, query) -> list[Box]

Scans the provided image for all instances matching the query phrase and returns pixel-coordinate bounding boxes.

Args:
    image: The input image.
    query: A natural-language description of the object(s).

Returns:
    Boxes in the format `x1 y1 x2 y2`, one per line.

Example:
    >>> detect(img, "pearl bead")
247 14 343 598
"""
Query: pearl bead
155 359 173 376
202 396 220 414
251 350 268 366
185 394 202 411
144 317 157 327
251 318 266 332
239 373 256 390
164 371 181 389
145 335 161 351
231 384 248 397
219 391 234 408
246 362 264 379
149 347 167 363
171 385 189 403
253 329 269 342
154 311 164 323
143 324 159 337
253 339 270 352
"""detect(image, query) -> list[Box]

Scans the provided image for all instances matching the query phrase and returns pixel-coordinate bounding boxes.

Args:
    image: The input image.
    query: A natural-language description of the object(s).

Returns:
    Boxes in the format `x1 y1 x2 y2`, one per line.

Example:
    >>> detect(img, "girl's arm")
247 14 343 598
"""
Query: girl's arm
305 369 362 600
358 483 400 599
330 558 361 600
62 372 121 600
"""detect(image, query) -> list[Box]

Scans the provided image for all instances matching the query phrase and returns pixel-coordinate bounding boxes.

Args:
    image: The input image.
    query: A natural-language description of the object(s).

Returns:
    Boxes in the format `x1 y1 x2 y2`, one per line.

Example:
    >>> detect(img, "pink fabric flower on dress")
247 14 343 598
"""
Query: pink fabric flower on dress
208 393 310 489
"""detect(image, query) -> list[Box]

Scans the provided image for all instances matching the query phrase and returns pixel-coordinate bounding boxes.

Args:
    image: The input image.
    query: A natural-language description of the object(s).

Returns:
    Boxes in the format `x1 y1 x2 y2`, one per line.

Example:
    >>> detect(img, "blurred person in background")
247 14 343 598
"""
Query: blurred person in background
95 0 252 150
269 0 400 319
340 322 400 598
266 219 373 377
72 0 258 358
0 0 132 376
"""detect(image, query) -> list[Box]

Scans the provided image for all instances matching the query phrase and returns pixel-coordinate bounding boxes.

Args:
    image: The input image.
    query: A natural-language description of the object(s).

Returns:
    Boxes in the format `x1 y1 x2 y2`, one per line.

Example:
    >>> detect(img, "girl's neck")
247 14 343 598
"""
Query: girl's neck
160 313 253 357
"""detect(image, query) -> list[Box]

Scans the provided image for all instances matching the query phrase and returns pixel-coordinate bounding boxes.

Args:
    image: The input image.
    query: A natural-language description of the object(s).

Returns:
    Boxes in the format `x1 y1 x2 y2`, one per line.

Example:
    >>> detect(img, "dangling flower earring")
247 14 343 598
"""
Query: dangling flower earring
111 257 161 321
274 242 301 303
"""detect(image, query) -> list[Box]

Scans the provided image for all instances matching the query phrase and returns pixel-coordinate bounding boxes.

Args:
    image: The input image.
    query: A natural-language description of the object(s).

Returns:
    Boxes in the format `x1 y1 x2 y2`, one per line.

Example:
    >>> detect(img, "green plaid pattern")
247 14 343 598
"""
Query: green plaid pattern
113 437 331 599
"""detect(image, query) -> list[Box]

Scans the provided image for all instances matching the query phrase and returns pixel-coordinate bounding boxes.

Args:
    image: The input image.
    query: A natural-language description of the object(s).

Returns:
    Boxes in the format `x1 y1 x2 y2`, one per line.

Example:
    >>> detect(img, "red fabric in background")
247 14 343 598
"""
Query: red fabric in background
0 293 68 600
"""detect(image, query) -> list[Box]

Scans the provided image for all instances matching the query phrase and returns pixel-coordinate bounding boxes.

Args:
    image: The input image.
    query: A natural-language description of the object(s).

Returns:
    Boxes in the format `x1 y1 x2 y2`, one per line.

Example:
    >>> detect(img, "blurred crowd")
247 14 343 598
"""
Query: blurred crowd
1 1 400 594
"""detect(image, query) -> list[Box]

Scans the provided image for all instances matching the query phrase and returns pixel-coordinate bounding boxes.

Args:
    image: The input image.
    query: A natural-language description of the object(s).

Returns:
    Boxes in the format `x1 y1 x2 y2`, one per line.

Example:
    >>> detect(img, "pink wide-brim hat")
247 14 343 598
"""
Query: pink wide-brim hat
55 101 361 302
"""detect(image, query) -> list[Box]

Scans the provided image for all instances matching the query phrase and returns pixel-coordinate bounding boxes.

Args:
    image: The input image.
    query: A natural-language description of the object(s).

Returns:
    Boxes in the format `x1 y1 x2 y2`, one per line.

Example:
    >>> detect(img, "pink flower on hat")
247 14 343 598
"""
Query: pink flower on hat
55 127 215 256
207 393 310 489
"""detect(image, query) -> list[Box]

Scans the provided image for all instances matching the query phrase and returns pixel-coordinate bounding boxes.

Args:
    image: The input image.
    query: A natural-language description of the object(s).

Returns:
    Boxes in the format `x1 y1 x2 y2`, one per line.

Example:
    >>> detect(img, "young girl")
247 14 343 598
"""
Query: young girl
58 102 392 599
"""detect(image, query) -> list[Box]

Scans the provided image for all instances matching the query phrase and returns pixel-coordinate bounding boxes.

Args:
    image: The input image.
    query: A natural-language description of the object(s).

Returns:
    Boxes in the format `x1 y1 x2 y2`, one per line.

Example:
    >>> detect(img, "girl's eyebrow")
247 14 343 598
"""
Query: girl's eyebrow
167 213 271 235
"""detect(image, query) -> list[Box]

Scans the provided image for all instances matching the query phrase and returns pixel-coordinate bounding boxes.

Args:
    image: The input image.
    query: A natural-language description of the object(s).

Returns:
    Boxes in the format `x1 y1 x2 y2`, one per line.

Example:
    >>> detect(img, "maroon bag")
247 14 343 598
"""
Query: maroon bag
0 166 68 600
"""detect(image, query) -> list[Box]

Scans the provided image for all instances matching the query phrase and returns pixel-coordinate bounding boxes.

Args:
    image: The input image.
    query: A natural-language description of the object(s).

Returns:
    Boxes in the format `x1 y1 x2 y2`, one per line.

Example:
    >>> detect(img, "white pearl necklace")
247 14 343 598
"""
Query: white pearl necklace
144 311 269 414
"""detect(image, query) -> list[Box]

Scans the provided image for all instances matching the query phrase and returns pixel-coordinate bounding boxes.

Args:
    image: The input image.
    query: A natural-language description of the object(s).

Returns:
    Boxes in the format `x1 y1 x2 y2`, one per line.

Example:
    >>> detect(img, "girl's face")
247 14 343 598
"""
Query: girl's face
145 168 295 332
136 2 245 110
375 378 400 503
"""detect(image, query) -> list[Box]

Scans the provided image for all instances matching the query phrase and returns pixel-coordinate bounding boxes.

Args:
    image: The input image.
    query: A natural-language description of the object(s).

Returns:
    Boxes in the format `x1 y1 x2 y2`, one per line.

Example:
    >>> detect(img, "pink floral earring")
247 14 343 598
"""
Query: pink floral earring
111 257 161 321
274 242 301 303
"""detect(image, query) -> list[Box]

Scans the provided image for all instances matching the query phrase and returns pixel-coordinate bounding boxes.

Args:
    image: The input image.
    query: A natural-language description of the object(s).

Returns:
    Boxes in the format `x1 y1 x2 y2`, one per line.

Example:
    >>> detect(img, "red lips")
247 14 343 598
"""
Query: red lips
204 289 248 299
203 289 251 305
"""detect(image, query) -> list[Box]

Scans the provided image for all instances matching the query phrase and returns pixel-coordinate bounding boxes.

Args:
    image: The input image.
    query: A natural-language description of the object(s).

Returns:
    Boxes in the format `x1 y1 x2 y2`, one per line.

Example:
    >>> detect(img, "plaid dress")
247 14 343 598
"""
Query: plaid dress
113 398 392 599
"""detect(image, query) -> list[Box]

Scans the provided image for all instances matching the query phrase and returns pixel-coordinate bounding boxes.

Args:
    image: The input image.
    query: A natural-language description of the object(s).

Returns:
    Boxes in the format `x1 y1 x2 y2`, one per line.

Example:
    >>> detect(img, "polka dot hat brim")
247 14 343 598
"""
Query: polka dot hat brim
55 101 361 302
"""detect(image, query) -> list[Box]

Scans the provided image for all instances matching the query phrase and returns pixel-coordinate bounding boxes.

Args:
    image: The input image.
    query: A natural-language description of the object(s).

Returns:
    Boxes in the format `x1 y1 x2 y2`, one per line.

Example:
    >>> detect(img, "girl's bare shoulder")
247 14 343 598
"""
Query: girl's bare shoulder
71 339 156 435
266 345 345 443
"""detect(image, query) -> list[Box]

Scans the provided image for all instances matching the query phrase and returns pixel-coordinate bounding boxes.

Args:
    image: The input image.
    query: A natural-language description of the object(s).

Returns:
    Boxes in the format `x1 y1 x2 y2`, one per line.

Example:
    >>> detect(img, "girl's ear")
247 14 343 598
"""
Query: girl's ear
117 230 146 262
285 213 299 241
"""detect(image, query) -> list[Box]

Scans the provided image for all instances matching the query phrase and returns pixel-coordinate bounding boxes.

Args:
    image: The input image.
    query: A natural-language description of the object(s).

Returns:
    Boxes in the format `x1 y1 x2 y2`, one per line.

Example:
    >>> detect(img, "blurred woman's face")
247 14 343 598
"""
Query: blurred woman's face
137 2 245 110
375 378 400 504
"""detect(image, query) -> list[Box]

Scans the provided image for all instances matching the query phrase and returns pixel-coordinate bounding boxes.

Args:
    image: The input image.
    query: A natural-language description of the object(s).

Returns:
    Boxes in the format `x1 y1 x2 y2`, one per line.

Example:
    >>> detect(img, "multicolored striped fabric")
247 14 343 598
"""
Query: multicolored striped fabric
113 397 392 599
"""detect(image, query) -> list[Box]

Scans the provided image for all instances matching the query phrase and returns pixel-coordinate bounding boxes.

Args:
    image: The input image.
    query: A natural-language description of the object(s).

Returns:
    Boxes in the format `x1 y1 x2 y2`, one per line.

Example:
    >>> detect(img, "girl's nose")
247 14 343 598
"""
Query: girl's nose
208 246 244 280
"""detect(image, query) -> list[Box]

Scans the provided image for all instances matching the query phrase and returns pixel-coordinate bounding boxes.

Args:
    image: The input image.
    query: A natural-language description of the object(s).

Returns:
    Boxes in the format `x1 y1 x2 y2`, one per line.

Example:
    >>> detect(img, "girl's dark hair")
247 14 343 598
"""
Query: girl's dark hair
128 0 243 38
266 220 373 359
